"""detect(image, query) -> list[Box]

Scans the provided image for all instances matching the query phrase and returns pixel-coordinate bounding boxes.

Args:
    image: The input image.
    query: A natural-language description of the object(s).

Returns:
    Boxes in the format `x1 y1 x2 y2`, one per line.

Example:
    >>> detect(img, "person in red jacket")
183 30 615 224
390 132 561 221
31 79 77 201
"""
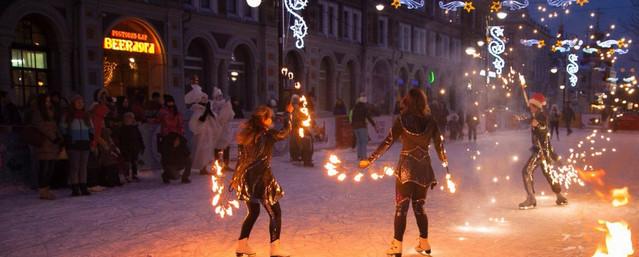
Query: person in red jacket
157 95 184 137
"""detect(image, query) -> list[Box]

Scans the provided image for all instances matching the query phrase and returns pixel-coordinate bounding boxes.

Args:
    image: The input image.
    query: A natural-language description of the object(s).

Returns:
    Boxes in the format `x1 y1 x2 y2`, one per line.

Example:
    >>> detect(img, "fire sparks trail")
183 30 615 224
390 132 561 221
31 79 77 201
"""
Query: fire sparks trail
592 221 634 257
210 161 239 218
298 95 312 138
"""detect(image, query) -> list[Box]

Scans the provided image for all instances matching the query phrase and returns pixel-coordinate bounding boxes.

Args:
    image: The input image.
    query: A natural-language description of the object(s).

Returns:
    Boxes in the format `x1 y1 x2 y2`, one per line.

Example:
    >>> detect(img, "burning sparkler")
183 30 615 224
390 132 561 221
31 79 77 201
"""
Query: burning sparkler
210 160 240 218
611 187 630 207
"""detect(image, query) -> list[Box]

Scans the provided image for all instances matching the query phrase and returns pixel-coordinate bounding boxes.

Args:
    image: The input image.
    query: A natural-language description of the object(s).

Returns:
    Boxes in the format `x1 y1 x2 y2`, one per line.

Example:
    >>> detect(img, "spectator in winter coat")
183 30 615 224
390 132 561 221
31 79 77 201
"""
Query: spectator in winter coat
97 128 123 187
562 104 575 136
466 109 479 142
117 112 145 181
351 96 380 160
90 89 111 148
232 97 245 119
32 94 63 200
159 132 192 184
333 98 347 116
158 96 184 137
61 95 94 196
0 90 21 125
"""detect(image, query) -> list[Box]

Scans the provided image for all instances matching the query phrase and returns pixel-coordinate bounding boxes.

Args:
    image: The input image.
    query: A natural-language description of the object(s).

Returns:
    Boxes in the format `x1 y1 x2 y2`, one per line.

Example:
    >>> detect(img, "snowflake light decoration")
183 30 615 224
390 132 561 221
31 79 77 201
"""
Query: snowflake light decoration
567 53 579 87
488 26 506 75
284 0 309 49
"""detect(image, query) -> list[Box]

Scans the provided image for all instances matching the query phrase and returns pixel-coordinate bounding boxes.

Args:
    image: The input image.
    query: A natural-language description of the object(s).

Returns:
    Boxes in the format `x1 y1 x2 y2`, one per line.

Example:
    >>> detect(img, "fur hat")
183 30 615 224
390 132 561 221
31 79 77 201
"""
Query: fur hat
357 96 368 103
212 87 223 98
528 93 546 109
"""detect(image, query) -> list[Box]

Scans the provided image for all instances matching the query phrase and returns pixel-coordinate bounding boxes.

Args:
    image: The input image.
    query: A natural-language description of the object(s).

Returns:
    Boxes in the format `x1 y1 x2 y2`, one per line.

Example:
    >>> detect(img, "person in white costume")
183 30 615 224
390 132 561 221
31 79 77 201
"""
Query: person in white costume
211 87 235 171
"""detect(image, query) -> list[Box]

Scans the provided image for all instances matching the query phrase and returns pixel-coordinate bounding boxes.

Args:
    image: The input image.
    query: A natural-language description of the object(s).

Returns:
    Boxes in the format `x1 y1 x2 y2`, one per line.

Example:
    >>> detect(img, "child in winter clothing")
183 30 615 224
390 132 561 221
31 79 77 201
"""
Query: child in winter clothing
159 132 192 184
117 112 145 181
61 95 94 196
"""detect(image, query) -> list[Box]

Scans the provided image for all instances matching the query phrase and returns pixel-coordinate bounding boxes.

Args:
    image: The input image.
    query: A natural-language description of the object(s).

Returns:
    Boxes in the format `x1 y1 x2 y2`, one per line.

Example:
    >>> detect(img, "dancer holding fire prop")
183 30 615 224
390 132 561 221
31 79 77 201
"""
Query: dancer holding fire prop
231 104 294 257
518 86 568 209
359 88 449 257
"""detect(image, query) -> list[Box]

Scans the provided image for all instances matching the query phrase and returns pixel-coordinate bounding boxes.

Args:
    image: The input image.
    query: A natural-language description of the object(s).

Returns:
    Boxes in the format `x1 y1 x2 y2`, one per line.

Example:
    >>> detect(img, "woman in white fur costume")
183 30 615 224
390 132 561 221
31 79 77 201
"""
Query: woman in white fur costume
185 87 234 174
211 87 235 170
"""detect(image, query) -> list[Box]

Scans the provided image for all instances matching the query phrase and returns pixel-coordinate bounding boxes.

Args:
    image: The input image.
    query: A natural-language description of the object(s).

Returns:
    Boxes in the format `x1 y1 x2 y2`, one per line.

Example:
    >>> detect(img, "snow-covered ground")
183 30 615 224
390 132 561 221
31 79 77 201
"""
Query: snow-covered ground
1 129 637 257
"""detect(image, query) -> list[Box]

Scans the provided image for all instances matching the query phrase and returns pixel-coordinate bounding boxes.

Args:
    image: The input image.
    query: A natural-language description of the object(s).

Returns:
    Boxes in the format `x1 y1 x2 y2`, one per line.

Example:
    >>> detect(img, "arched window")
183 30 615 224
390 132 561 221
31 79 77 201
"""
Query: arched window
11 16 51 105
229 45 253 111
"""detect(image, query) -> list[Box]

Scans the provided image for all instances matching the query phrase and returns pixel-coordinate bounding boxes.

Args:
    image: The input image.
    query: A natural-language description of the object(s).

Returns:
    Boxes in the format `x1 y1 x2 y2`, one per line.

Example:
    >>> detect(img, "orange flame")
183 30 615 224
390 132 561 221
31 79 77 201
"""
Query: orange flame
592 220 634 257
578 168 607 186
611 187 630 207
446 173 457 194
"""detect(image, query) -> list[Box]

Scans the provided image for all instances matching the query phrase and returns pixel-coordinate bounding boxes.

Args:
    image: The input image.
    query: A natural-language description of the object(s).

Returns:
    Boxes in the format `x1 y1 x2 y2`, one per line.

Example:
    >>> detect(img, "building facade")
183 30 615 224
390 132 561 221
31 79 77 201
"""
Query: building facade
0 0 487 115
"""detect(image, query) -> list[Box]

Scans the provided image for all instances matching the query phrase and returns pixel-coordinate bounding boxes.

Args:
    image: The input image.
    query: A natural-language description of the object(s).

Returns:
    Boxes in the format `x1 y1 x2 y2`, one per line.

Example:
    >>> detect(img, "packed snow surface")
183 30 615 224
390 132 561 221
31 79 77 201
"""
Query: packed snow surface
1 130 637 257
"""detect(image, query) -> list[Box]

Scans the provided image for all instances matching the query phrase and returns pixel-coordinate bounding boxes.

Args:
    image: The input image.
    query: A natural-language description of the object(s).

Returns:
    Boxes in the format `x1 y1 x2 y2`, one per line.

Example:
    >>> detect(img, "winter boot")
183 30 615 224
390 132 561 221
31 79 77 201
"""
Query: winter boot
270 239 291 257
38 187 56 200
386 239 402 257
71 184 81 197
80 184 91 196
415 237 431 256
518 195 537 210
556 193 568 206
235 238 256 257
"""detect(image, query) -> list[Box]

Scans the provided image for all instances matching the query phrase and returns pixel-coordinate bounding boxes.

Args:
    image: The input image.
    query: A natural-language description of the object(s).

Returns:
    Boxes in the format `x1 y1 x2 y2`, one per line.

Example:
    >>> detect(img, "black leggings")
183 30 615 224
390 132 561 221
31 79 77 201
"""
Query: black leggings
239 200 282 242
394 181 429 241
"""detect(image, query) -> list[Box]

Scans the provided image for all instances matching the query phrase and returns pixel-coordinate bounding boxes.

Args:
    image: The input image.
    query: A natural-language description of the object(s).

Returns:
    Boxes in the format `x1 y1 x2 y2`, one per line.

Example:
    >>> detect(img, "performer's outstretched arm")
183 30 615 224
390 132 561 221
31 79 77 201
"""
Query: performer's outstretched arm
432 120 448 164
367 118 403 164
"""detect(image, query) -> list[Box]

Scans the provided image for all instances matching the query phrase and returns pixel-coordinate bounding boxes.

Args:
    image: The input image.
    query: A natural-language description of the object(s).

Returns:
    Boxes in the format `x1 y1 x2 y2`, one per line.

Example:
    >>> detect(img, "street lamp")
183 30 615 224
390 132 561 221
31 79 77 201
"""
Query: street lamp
550 67 558 74
246 0 262 8
376 4 385 11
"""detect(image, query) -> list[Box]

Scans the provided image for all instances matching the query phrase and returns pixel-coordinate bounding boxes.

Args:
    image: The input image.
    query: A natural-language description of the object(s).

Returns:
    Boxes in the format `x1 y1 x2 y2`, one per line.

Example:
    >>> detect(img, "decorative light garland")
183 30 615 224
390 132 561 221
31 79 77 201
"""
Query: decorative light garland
552 39 583 53
488 26 506 75
520 39 545 48
103 57 118 87
438 1 474 13
596 39 620 49
284 0 308 49
567 53 579 87
501 0 529 10
399 0 425 9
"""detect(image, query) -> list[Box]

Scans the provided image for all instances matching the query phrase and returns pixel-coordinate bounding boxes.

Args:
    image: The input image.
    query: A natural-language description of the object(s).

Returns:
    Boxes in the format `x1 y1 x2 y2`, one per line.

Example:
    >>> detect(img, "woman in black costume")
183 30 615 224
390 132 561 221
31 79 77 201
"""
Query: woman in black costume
232 104 293 257
360 88 448 257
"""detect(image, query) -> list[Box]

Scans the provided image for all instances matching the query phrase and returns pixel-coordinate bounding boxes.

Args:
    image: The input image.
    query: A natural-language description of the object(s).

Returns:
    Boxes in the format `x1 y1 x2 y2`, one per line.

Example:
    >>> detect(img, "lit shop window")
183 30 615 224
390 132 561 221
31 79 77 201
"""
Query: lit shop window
11 18 50 106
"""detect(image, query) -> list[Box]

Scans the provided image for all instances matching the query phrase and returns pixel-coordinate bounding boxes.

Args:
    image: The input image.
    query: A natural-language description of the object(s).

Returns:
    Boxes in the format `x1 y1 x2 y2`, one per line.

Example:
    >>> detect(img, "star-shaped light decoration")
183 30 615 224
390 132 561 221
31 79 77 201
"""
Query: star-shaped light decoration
538 40 546 48
463 1 475 12
551 45 558 52
490 0 502 12
392 0 401 8
576 0 589 6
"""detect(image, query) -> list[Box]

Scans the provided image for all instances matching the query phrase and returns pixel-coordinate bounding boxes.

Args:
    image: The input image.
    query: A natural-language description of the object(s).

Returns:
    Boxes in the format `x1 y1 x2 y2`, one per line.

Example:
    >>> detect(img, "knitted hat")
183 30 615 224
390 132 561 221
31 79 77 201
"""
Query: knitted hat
529 93 546 109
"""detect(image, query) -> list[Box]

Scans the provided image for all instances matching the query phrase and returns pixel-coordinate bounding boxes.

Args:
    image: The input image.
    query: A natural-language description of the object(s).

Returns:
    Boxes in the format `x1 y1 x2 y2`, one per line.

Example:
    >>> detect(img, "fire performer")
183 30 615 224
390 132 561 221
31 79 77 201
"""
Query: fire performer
231 104 294 257
518 93 568 209
359 88 448 257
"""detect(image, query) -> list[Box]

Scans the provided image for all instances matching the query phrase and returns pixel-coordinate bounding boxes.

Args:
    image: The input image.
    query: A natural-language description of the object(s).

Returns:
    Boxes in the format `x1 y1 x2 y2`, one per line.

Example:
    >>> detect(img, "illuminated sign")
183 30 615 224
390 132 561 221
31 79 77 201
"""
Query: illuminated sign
103 29 157 54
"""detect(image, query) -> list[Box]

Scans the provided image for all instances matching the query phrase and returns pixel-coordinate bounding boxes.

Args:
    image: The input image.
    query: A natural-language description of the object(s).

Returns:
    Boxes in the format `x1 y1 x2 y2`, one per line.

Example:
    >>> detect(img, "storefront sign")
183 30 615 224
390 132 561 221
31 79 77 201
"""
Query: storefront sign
103 29 156 54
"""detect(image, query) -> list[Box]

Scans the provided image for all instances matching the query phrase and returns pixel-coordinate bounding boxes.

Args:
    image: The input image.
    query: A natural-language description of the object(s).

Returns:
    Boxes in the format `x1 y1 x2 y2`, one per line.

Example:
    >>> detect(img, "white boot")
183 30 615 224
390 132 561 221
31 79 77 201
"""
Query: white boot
415 237 432 256
236 238 255 257
386 239 402 256
270 239 291 257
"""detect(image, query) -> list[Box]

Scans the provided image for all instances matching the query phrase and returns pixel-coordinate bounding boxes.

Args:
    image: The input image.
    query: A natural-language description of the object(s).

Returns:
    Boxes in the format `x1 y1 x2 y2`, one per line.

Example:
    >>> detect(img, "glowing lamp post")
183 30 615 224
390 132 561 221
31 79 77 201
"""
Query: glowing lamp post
246 0 262 8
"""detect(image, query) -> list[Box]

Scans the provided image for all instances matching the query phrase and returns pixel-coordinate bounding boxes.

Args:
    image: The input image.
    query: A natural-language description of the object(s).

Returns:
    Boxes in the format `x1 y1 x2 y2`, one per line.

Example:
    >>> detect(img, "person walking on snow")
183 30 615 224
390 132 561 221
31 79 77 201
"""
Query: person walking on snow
359 88 448 257
518 93 568 210
232 105 294 257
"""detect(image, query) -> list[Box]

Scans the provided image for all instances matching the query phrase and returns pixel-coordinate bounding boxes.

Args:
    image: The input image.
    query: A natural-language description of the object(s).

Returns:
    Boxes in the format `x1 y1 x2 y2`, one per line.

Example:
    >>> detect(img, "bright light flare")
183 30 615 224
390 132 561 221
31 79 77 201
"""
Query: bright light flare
592 220 634 257
611 187 630 207
446 173 457 193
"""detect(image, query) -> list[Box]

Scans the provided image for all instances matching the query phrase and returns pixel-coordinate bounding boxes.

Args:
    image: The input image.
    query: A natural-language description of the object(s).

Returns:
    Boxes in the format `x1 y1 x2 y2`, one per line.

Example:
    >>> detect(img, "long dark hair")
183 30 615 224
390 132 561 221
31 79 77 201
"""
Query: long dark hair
400 88 431 117
36 94 52 121
236 105 273 145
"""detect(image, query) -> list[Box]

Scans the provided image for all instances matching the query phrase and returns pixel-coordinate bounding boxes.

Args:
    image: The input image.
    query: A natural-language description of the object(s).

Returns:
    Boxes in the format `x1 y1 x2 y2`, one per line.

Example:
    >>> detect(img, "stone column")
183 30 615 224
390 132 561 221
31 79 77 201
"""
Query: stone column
0 31 14 101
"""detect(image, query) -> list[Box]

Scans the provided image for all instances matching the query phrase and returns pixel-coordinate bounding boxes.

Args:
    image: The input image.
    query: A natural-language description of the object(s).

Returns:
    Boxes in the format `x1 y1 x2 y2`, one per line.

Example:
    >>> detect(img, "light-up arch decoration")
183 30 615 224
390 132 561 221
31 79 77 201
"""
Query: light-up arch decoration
284 0 309 49
488 26 506 75
547 0 576 8
567 54 579 87
502 0 529 10
438 1 467 11
401 0 425 9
